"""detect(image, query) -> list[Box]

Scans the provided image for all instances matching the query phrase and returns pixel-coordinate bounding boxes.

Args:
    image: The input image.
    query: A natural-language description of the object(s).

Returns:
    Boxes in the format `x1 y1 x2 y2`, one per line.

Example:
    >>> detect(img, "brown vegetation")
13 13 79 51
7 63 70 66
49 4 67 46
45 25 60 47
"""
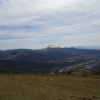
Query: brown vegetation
0 74 100 100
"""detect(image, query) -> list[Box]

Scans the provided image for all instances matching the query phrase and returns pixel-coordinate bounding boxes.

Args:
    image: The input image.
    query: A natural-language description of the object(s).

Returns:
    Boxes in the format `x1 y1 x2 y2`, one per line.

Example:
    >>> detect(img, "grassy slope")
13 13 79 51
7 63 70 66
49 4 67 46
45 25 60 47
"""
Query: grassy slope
0 74 100 100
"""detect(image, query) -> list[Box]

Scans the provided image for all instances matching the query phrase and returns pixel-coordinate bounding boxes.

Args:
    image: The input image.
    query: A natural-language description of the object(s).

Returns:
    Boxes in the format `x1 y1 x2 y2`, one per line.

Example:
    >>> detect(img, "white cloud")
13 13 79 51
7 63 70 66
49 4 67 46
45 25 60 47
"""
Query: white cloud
58 32 100 47
0 0 100 50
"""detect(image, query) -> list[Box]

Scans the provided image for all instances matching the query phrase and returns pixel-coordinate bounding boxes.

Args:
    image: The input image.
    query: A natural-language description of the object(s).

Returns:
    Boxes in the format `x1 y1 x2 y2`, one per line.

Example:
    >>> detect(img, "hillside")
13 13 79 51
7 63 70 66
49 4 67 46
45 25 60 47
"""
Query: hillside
0 48 100 74
0 74 100 100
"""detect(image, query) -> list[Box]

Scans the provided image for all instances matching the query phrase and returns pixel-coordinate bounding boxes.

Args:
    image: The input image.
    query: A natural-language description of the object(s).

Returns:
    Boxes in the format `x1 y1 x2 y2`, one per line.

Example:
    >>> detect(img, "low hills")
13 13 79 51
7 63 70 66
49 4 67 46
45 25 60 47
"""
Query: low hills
0 48 100 74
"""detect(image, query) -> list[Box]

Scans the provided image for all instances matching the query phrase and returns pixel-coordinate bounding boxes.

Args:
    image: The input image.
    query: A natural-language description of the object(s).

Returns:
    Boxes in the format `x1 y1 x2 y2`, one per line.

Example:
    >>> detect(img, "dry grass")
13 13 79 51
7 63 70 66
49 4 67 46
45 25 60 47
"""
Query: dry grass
0 74 100 100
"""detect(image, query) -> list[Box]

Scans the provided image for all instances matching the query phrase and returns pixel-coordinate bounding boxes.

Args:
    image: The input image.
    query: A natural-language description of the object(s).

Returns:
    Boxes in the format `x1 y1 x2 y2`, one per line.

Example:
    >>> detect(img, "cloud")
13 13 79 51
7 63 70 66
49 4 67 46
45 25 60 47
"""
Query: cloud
58 32 100 47
0 0 100 50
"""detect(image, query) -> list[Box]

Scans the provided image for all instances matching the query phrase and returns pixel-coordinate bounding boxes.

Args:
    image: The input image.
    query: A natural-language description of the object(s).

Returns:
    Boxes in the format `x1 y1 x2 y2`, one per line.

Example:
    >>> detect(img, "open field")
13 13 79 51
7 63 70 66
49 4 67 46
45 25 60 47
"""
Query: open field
0 74 100 100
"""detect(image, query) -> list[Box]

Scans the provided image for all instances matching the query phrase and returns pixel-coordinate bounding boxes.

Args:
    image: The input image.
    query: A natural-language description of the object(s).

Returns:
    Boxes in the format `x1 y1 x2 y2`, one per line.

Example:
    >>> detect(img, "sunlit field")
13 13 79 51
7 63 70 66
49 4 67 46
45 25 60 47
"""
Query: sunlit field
0 74 100 100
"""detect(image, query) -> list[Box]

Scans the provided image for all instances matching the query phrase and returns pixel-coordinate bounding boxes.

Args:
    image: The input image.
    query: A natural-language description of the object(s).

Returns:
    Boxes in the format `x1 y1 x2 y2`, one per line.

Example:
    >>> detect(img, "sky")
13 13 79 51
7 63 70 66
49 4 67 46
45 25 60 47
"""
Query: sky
0 0 100 50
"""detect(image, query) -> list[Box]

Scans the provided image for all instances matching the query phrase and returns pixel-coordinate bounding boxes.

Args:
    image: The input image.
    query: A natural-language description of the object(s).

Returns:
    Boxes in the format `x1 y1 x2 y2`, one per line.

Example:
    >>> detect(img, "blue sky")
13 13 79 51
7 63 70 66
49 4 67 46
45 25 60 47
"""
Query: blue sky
0 0 100 50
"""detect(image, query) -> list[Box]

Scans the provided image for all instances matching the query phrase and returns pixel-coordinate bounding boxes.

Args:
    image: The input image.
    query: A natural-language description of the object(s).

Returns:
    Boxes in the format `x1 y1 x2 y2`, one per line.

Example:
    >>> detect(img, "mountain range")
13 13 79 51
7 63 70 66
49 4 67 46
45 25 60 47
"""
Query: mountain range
0 47 100 74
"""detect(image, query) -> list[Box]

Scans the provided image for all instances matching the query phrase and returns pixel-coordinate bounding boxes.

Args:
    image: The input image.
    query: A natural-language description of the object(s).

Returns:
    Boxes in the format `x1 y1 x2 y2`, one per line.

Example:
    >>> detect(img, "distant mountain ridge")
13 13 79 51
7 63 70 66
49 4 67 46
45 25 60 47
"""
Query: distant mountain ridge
0 48 77 61
75 46 100 50
0 48 100 74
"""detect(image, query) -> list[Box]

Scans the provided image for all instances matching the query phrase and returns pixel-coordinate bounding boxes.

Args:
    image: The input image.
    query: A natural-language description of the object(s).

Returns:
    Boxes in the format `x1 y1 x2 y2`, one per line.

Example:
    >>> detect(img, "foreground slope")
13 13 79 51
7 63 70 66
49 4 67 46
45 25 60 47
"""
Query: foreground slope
0 74 100 100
